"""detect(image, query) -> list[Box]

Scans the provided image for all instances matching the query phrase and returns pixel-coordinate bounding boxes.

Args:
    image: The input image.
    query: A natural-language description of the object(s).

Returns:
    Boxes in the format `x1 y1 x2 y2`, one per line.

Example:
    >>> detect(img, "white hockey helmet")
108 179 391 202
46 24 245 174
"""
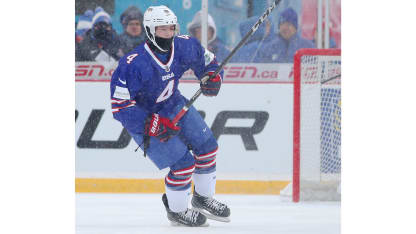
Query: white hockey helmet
143 5 177 52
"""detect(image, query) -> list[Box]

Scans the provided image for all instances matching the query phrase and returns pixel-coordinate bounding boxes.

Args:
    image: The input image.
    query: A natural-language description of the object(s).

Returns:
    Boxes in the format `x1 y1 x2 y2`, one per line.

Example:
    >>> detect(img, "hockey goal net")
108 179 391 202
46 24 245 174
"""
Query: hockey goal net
282 49 341 202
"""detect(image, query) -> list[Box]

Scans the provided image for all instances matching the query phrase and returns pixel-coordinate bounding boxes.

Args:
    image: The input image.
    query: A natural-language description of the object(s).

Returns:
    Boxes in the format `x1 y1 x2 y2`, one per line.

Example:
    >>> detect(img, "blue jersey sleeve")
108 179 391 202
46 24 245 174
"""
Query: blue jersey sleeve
110 53 148 134
179 36 224 80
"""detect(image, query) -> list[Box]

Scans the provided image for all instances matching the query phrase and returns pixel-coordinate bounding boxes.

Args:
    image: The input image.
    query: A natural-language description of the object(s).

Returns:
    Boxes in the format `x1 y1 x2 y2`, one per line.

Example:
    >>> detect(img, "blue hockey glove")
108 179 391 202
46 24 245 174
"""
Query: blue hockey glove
145 114 181 142
200 71 222 96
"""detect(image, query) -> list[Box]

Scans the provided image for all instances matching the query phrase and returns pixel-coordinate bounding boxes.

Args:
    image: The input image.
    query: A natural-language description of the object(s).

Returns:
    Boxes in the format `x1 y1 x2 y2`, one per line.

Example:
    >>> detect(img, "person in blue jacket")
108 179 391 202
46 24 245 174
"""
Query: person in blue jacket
110 5 230 227
259 7 315 63
230 16 275 63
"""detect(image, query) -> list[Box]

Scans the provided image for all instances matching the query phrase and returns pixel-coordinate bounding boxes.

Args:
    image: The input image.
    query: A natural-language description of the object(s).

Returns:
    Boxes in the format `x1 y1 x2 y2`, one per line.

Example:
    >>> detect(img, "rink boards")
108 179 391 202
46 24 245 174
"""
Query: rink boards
75 63 294 194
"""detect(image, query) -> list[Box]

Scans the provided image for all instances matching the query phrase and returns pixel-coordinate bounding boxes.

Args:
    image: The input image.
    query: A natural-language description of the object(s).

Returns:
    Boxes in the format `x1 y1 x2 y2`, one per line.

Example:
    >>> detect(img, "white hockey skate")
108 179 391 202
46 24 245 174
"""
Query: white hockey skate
162 193 209 227
191 190 231 222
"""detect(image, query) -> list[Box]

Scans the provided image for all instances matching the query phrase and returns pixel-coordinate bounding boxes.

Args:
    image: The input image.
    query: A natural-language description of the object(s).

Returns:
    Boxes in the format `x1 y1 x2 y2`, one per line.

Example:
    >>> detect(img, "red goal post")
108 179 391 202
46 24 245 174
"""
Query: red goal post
289 48 341 202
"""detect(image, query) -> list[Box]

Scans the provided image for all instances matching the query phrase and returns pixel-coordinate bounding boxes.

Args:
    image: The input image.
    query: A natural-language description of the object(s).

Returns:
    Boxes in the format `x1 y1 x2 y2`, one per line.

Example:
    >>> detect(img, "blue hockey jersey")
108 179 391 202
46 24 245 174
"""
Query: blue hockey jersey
110 35 223 135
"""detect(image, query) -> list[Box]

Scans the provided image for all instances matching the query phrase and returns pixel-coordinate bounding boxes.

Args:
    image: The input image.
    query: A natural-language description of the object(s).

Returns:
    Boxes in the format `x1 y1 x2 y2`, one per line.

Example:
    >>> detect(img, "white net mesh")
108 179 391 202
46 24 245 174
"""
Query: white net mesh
321 87 341 175
295 49 341 201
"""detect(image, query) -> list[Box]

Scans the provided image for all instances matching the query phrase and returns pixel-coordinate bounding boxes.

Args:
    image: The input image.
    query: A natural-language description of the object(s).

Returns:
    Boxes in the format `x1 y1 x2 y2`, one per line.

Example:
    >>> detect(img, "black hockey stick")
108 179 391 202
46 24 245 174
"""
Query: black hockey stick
172 0 282 124
321 74 341 84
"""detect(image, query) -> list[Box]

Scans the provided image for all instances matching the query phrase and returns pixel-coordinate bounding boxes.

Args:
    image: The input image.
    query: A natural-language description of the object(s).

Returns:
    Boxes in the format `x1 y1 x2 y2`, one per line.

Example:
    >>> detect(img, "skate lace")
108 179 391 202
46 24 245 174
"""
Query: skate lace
179 209 199 223
206 197 226 211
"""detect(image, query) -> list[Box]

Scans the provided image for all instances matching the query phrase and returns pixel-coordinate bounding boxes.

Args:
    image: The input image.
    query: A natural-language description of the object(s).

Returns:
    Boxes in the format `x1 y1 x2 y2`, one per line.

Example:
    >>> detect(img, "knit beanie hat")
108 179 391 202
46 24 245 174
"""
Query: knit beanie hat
76 9 93 36
279 7 298 29
120 6 143 29
92 7 112 26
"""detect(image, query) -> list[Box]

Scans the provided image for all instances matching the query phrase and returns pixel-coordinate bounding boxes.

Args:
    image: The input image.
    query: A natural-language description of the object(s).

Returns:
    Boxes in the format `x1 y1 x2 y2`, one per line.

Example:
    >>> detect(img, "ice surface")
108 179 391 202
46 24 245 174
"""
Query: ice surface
76 193 340 234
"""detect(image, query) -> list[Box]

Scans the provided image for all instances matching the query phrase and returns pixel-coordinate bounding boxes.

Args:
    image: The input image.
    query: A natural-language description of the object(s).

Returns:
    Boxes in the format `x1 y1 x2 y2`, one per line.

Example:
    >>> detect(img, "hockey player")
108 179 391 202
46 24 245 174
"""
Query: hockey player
110 5 230 227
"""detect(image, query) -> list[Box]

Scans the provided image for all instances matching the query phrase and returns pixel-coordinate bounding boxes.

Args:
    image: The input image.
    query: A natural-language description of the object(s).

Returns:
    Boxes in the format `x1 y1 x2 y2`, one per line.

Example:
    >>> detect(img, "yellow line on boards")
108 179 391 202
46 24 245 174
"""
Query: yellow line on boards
75 178 290 194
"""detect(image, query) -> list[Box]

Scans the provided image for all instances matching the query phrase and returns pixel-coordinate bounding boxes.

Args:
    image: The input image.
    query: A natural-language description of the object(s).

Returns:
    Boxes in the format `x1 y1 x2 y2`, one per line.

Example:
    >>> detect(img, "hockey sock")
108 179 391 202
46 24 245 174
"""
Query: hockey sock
165 186 191 213
193 171 216 198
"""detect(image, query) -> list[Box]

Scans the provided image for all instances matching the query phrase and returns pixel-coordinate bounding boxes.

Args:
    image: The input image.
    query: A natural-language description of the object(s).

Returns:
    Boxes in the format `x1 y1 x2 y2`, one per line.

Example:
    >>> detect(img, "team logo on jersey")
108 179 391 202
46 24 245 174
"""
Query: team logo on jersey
162 72 175 81
177 35 190 39
118 77 126 85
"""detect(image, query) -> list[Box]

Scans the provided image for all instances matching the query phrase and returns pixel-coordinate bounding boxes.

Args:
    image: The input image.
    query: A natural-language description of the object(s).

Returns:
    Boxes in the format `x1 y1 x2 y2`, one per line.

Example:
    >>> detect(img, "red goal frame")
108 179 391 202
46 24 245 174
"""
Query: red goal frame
292 48 341 202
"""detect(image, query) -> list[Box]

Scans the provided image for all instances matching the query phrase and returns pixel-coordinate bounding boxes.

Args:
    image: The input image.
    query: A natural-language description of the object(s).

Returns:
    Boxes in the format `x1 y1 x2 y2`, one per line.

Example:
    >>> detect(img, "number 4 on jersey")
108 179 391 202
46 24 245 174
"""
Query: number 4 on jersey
127 53 138 64
156 80 174 103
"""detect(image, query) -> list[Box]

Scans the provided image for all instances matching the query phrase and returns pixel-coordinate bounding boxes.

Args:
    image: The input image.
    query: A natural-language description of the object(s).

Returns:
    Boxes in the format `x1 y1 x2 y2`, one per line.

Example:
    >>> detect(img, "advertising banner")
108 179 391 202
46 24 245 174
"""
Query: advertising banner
75 62 294 193
75 62 294 83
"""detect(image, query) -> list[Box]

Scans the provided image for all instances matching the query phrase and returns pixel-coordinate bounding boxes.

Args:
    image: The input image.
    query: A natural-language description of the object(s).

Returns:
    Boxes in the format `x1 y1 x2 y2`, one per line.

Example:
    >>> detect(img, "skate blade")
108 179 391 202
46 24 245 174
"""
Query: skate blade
169 220 210 227
193 208 231 223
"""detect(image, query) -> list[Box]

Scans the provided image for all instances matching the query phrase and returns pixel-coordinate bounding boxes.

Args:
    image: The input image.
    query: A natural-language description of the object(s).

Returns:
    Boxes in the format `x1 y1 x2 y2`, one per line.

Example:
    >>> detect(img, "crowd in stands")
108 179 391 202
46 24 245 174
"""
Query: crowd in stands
75 6 337 63
75 6 146 62
255 7 315 63
75 7 123 62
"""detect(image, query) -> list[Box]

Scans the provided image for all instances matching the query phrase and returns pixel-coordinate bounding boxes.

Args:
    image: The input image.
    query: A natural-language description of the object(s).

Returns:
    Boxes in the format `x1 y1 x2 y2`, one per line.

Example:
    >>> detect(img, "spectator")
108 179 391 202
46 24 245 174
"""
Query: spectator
76 7 123 62
119 6 146 54
259 7 315 63
187 11 230 63
76 9 94 44
311 22 337 48
231 17 275 63
75 10 93 60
